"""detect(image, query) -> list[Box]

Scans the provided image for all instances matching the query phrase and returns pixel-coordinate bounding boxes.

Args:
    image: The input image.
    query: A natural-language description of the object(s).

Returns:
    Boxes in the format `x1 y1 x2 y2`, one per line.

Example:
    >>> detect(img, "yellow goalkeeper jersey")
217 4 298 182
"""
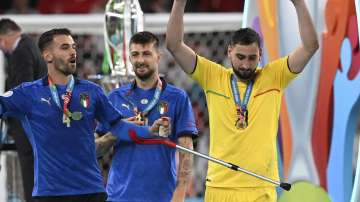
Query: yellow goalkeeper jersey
191 55 297 188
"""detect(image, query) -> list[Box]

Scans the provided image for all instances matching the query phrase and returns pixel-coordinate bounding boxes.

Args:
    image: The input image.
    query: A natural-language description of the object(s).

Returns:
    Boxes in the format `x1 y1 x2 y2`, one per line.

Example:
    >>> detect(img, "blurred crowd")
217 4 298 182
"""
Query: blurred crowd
0 0 244 14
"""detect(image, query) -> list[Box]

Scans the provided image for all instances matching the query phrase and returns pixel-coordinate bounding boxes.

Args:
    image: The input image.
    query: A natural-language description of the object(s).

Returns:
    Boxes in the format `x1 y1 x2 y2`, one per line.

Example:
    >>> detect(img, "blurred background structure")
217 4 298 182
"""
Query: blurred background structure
0 0 359 202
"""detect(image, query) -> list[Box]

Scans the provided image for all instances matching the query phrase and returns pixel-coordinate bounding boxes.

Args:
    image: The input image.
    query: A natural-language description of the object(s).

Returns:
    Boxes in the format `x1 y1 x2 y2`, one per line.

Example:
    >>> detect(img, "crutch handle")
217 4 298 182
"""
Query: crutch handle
128 129 177 148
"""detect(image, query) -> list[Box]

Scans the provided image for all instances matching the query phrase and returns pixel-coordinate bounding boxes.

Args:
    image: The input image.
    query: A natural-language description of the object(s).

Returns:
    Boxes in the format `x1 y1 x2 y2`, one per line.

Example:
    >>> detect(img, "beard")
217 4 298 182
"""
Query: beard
231 62 256 81
134 63 155 81
53 57 76 76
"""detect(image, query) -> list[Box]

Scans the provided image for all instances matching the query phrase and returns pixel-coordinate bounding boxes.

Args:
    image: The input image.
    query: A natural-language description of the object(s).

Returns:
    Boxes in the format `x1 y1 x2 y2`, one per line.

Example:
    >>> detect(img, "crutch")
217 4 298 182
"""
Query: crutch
128 129 291 191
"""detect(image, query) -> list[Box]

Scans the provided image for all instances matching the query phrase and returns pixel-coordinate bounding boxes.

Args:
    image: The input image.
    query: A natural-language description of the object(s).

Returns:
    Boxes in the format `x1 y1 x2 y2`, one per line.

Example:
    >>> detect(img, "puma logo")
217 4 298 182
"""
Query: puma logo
41 97 51 105
122 103 130 110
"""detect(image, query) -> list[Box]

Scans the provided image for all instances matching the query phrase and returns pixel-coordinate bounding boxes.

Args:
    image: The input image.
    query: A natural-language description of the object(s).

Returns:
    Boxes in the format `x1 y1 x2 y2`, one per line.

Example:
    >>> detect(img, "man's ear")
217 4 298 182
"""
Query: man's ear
227 45 233 59
43 50 53 63
157 50 162 63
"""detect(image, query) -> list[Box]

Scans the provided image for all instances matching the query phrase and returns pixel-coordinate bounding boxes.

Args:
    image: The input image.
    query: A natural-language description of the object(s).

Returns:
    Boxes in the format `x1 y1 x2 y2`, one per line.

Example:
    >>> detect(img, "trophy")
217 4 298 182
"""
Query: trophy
92 0 144 89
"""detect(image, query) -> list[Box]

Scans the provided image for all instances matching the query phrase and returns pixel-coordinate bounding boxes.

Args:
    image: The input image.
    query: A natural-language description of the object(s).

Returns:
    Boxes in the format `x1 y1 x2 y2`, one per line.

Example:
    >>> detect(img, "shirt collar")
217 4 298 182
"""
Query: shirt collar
130 76 167 91
11 35 21 52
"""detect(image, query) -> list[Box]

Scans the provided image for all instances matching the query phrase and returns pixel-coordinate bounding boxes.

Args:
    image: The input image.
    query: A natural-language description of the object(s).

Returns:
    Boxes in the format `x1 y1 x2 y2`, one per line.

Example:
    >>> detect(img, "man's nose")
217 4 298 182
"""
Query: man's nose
70 49 76 56
240 60 251 68
136 55 145 63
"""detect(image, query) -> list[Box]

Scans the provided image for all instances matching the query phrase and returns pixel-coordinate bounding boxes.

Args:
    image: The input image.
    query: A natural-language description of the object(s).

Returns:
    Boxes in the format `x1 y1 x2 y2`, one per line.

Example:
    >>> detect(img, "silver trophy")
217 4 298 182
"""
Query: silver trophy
93 0 143 89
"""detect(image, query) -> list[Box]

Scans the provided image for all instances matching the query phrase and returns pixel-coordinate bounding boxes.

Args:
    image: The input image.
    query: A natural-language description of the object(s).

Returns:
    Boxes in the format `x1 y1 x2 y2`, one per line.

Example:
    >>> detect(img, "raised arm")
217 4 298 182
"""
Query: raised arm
166 0 197 74
288 0 319 73
171 136 193 202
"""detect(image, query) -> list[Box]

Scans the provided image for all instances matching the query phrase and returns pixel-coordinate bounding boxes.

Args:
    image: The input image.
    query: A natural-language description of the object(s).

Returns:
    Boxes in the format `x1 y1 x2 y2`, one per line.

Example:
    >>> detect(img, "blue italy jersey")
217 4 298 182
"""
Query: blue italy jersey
101 79 198 202
0 77 122 197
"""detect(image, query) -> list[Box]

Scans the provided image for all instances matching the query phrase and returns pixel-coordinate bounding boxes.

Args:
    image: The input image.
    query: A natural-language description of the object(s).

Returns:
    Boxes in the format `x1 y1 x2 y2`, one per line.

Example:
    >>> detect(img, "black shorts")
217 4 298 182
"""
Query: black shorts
33 192 106 202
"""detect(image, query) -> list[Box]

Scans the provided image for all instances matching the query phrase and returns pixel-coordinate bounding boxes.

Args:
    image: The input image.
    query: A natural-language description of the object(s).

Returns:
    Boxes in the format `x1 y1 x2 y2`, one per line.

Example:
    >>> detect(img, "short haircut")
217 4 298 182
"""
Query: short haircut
230 28 262 48
38 28 72 52
130 31 160 49
0 18 21 35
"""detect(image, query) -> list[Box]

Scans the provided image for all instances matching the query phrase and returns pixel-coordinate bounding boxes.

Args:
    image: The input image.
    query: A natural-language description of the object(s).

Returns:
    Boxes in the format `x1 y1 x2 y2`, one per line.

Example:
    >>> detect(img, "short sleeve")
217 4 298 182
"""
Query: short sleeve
190 55 226 91
265 56 298 89
174 91 198 138
0 84 31 118
94 85 122 125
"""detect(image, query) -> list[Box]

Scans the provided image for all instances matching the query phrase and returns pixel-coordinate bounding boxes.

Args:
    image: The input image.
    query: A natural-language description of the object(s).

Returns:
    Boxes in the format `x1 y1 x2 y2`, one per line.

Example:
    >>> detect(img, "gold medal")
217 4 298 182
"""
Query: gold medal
135 113 143 122
235 114 247 129
71 111 83 121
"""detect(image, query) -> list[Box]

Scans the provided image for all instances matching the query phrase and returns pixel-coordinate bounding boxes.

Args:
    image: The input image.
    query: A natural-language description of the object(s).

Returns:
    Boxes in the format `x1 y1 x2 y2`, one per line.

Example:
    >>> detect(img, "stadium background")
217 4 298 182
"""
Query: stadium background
0 0 360 202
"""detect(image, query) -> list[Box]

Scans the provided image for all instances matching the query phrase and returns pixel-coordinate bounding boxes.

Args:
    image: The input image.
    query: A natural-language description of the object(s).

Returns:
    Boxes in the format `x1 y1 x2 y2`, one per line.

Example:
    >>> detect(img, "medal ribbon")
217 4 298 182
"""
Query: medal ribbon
48 75 74 119
123 77 163 119
230 74 253 123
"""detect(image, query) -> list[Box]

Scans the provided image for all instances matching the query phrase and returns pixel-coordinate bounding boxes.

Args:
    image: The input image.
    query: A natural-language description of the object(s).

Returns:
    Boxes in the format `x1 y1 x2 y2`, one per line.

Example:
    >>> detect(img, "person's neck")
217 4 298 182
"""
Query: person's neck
238 77 252 84
135 75 158 90
236 73 256 84
48 70 71 85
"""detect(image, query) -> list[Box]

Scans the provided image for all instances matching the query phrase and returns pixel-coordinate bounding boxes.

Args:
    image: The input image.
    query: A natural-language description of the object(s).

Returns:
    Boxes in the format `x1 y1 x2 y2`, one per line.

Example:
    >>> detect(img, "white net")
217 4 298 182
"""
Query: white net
0 13 242 200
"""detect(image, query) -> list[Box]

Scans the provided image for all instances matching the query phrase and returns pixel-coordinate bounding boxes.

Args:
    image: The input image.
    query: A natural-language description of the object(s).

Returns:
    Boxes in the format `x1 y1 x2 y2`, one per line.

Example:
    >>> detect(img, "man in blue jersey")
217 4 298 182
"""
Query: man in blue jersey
0 18 47 202
96 31 198 202
0 28 166 202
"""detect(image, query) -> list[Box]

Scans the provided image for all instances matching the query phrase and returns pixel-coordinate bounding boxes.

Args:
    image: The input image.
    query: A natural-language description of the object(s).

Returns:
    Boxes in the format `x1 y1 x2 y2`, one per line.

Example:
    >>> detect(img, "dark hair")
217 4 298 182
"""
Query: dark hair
230 28 262 48
0 18 21 35
130 31 160 49
38 28 72 52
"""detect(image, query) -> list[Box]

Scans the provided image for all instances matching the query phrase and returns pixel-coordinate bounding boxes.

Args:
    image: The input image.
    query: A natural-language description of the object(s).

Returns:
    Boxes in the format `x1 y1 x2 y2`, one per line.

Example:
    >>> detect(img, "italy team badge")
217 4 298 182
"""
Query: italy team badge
80 93 90 108
158 101 170 137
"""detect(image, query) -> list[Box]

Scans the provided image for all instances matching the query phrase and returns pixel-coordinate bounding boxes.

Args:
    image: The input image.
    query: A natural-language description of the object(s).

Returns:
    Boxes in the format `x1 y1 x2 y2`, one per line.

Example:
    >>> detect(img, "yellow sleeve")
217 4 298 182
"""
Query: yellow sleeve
265 56 298 89
190 55 228 91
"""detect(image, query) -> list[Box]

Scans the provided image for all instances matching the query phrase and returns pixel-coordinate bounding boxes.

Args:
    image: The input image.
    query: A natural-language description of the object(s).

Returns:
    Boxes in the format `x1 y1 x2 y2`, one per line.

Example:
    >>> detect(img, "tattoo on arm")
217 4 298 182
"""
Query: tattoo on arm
176 136 193 187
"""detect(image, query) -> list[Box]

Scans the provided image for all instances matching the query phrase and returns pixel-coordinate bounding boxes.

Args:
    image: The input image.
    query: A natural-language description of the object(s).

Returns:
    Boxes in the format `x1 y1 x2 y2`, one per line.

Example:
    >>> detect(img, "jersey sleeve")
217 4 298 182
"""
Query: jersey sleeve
265 56 298 89
0 84 31 118
95 121 110 135
174 91 198 138
190 55 227 91
94 86 123 126
95 90 121 135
